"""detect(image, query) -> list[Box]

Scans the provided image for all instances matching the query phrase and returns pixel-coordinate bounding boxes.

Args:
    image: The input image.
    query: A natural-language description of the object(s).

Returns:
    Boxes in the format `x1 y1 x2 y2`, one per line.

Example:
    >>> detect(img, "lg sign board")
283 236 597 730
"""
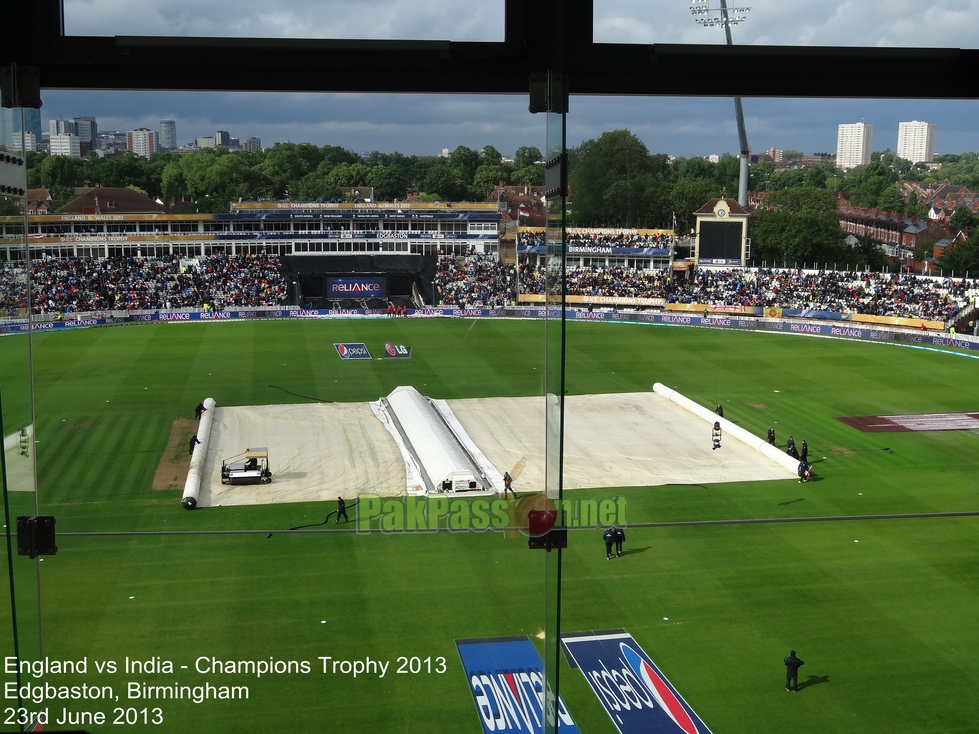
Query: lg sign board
326 277 387 298
456 636 580 734
561 631 712 734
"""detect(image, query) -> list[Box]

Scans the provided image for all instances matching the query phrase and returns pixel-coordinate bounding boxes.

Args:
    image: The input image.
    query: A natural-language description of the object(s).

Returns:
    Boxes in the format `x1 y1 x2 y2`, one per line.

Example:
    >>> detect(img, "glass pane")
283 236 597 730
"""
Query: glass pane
595 0 979 48
541 108 568 734
64 0 505 41
20 86 564 732
0 104 43 730
552 93 979 734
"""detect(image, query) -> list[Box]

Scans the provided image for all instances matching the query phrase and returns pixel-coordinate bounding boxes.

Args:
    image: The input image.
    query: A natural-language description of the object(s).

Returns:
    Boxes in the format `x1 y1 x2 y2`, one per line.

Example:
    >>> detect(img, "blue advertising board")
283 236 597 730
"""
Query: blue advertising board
456 636 580 734
326 277 387 298
561 631 712 734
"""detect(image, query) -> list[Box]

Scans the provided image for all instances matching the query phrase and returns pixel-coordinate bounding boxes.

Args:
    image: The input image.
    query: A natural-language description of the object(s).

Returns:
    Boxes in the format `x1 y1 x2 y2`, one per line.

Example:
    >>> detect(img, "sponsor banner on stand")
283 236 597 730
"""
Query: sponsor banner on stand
456 636 580 734
383 342 412 359
334 342 372 360
326 277 387 298
561 631 711 734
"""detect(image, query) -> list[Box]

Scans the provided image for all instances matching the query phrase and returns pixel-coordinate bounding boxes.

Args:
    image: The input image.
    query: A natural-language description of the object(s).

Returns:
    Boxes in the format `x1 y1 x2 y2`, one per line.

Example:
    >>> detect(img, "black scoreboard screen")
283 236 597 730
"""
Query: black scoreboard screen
698 221 743 265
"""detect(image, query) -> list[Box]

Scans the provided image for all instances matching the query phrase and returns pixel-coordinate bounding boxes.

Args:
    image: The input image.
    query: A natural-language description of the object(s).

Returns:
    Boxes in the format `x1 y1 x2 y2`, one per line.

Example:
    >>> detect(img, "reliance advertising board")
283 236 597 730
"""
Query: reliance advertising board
326 277 387 298
456 636 580 734
561 631 712 734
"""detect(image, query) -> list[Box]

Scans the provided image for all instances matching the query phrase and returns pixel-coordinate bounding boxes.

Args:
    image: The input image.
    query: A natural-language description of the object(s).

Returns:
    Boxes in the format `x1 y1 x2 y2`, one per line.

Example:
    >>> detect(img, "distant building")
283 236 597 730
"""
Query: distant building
244 137 262 152
73 116 98 148
707 154 720 163
837 122 873 170
897 121 936 164
10 132 38 153
26 190 53 215
127 128 158 159
50 118 78 137
61 187 165 215
197 136 215 149
50 133 82 158
215 130 231 146
159 120 177 150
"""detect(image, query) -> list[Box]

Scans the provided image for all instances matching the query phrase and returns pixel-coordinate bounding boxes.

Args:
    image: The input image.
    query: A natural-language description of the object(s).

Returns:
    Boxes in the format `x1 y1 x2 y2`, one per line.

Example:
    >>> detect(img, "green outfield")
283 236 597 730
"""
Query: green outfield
2 318 978 733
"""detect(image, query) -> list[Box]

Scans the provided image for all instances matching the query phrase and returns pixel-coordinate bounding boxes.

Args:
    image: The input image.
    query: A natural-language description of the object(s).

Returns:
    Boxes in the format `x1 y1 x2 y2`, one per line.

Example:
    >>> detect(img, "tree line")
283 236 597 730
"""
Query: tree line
18 143 546 214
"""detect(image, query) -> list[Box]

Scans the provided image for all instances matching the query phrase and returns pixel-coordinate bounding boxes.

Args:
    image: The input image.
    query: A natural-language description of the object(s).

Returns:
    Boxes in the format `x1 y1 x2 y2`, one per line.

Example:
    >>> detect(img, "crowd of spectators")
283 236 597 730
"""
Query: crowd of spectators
434 255 975 322
673 268 976 321
435 254 515 308
24 253 288 314
4 252 973 323
518 232 675 249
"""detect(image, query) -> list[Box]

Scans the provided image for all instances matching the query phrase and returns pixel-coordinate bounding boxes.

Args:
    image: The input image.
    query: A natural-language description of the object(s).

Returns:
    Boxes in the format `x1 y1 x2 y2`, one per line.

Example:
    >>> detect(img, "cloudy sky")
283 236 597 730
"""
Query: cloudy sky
39 0 979 158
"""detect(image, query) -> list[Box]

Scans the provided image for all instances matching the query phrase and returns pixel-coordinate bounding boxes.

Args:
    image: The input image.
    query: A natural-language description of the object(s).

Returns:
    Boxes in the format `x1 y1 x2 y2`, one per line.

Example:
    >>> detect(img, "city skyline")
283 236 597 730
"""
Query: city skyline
25 93 979 161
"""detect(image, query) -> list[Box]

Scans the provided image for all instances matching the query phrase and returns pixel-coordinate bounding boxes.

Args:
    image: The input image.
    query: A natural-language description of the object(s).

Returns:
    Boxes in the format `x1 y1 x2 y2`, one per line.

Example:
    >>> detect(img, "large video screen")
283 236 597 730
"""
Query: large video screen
698 221 742 265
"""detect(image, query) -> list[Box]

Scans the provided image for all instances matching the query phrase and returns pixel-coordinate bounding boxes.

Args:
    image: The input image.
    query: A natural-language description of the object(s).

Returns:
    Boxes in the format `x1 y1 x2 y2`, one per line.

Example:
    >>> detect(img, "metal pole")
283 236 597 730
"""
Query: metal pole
719 0 750 208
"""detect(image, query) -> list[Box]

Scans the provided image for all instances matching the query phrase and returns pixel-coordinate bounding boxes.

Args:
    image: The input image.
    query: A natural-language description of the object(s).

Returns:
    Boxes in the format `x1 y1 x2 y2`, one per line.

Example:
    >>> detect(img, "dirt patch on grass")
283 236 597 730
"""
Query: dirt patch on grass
153 418 197 490
747 401 767 410
827 445 855 457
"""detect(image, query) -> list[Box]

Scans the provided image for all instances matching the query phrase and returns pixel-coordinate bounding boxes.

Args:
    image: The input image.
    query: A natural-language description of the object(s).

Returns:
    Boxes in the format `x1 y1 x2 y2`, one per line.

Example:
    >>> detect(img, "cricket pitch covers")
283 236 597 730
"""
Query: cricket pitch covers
194 391 792 508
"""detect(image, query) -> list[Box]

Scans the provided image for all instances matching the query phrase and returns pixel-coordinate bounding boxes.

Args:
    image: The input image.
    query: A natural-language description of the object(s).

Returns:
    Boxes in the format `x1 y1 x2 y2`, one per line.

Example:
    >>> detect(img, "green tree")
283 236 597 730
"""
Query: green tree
39 155 81 190
479 145 503 167
325 162 371 189
949 204 977 230
261 143 316 198
749 188 847 266
852 234 889 271
906 191 929 219
423 158 466 200
568 129 656 226
877 186 905 214
511 164 543 187
670 178 719 234
471 164 507 200
804 167 828 189
939 236 979 276
448 146 480 189
513 146 543 169
367 166 407 201
749 161 774 191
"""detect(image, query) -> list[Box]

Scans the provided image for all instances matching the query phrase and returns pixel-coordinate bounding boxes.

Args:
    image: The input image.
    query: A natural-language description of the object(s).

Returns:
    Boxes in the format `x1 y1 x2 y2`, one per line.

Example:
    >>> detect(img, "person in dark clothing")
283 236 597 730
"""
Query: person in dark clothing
800 440 808 464
194 401 207 420
715 404 724 418
503 471 514 498
335 496 349 524
613 526 626 557
768 427 776 445
188 434 201 456
786 435 795 452
797 461 811 483
784 650 804 691
712 422 722 450
603 528 615 559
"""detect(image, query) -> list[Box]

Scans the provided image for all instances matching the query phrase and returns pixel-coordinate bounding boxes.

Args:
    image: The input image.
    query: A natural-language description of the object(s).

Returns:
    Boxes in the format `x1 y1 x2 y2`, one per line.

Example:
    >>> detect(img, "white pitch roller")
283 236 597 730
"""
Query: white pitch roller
181 397 216 509
652 383 799 475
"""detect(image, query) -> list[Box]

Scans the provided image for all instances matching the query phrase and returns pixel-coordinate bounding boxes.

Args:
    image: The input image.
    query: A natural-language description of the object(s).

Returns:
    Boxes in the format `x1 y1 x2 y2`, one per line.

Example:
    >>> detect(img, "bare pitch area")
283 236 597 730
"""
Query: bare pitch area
191 391 791 507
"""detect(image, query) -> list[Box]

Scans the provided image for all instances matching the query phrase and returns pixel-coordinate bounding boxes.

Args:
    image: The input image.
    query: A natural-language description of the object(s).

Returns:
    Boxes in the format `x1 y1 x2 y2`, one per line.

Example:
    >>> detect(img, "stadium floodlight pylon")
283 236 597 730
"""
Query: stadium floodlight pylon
689 0 751 209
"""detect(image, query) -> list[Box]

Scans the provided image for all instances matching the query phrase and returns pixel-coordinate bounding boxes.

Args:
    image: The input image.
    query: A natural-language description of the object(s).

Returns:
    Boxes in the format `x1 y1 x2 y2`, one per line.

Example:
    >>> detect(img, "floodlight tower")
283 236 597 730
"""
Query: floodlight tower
690 0 751 208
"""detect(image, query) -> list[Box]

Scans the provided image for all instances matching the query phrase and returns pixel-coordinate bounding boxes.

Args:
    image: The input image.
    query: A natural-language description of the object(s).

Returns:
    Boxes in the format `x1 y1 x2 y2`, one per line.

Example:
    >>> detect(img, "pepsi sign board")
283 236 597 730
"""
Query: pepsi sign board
561 631 711 734
383 342 412 359
456 636 580 734
334 343 372 360
326 277 387 298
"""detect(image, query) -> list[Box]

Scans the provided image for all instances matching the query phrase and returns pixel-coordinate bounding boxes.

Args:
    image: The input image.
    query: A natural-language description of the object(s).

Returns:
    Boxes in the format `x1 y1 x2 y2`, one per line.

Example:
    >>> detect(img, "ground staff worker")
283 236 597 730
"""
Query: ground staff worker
613 526 626 557
336 496 349 524
784 650 804 691
603 528 615 559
